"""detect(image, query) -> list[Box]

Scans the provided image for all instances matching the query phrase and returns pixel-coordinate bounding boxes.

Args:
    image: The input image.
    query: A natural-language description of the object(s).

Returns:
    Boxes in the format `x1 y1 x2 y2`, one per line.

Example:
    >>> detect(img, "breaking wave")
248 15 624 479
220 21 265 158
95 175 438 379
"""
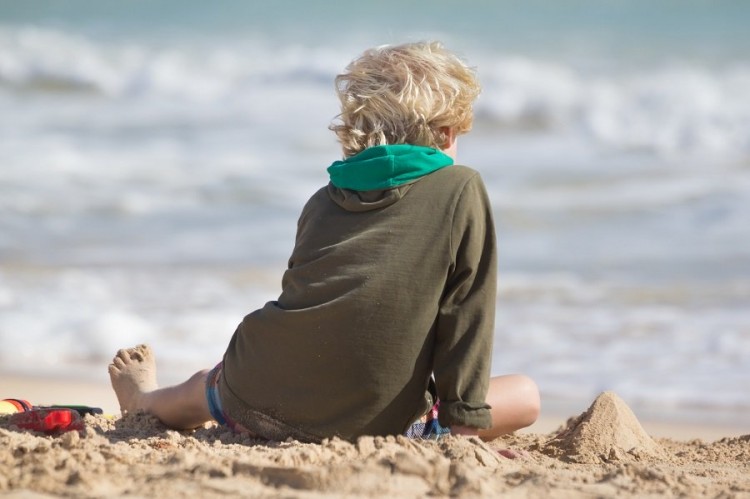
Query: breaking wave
1 26 749 158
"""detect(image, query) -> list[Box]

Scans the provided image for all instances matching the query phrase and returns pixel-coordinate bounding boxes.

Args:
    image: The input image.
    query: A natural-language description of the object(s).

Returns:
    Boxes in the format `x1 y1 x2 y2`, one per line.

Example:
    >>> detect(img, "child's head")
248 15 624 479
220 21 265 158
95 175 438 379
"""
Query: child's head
330 41 481 158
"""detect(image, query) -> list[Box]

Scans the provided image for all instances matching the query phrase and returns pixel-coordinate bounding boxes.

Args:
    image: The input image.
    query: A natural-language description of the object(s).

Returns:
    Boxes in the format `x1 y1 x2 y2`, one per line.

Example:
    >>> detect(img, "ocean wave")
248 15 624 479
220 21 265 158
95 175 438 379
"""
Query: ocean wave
1 26 749 160
0 26 341 99
478 56 750 157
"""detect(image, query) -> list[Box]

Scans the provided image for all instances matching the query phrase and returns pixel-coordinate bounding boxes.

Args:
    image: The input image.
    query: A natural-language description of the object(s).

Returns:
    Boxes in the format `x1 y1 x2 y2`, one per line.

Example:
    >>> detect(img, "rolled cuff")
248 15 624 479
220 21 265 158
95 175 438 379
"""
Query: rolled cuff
437 401 492 429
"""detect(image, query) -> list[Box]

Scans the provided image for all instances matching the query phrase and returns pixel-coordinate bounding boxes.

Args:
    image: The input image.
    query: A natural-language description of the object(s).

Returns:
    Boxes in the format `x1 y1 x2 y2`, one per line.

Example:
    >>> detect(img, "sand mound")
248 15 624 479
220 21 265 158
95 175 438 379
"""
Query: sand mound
544 391 664 464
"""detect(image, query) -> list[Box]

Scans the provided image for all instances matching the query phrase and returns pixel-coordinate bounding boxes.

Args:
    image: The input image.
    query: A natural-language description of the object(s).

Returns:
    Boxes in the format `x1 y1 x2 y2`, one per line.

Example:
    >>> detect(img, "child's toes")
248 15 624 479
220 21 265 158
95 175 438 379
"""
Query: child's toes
114 348 132 364
133 344 153 362
112 355 127 370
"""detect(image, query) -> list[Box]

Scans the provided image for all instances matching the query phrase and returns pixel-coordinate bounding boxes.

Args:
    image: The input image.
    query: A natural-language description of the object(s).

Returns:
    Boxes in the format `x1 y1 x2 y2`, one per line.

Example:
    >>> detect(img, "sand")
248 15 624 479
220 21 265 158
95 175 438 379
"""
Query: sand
2 385 750 498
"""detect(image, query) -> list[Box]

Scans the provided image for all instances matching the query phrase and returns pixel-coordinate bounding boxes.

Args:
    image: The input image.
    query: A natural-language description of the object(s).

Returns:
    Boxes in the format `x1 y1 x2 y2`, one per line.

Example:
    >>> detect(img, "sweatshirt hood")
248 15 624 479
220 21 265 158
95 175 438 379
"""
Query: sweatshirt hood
327 145 453 191
326 145 453 212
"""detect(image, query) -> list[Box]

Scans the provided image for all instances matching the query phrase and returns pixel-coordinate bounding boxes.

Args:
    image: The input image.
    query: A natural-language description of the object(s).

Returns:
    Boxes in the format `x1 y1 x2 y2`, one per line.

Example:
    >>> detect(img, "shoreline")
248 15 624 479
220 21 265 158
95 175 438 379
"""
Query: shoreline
3 372 748 442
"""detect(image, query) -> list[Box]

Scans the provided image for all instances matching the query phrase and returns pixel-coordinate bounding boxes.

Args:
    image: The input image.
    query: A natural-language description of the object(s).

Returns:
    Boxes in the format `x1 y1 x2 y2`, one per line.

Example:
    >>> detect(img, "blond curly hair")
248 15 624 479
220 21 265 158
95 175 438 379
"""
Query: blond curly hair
330 41 481 158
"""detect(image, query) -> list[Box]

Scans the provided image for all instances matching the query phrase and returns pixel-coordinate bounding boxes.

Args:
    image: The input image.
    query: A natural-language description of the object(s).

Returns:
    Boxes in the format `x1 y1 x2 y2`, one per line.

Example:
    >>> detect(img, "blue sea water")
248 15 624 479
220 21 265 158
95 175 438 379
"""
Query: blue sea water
1 1 749 419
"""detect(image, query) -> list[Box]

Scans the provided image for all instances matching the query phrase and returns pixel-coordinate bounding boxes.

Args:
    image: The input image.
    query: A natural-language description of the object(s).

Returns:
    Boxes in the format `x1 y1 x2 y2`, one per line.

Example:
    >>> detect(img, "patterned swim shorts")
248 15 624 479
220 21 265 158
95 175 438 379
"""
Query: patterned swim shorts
403 400 451 440
205 362 249 433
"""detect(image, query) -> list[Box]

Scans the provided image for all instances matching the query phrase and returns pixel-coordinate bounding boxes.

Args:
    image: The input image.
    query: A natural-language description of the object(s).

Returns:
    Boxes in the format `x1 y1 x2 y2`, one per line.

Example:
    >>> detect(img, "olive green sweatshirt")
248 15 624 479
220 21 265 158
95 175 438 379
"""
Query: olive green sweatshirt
219 146 497 442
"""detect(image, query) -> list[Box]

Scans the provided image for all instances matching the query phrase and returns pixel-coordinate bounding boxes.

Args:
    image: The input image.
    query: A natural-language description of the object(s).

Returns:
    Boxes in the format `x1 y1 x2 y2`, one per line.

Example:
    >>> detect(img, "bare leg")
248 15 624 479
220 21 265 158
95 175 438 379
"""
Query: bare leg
108 344 213 430
478 374 540 441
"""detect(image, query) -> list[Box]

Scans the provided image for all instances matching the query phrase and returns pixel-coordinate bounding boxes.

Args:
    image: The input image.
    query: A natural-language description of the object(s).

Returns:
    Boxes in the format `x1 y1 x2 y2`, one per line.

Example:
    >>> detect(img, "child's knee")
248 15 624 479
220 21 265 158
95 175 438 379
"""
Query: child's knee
516 375 541 427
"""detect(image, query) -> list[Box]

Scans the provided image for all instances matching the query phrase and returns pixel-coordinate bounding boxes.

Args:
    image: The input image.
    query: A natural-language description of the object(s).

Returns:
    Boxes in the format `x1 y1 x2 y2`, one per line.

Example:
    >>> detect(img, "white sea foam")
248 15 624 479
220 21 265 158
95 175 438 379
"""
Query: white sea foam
2 267 748 411
478 56 750 158
0 27 340 98
494 274 750 411
0 267 278 379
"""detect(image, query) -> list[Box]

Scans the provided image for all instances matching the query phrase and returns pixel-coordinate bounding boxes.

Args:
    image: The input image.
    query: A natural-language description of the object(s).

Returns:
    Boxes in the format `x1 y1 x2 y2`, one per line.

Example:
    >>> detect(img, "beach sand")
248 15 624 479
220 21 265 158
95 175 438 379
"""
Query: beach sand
2 377 749 498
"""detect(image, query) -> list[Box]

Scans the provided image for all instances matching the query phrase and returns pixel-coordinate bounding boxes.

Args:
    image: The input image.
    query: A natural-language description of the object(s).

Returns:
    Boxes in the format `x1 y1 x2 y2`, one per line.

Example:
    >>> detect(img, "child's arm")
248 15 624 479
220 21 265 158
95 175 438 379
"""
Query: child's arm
432 173 497 432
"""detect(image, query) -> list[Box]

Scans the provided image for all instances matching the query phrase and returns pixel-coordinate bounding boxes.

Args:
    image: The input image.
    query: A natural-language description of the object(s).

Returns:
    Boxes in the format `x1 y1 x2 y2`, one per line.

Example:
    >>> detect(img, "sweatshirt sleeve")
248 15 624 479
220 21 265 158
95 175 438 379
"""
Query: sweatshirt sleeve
433 173 497 429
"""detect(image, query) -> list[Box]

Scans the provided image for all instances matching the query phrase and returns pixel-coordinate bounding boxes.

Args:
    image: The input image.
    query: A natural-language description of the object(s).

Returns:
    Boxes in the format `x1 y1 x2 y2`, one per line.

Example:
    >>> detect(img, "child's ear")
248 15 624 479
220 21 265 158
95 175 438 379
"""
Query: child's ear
438 127 456 150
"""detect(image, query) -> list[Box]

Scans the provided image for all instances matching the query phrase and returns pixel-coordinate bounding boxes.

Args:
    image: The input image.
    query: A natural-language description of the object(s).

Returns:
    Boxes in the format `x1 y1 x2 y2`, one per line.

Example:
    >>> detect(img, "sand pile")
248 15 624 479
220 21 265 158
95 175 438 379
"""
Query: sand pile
543 391 664 463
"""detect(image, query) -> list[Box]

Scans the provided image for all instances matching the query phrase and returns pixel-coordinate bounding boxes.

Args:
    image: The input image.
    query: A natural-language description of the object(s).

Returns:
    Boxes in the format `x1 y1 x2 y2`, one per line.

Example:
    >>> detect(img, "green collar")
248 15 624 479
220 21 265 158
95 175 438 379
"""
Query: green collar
327 145 453 191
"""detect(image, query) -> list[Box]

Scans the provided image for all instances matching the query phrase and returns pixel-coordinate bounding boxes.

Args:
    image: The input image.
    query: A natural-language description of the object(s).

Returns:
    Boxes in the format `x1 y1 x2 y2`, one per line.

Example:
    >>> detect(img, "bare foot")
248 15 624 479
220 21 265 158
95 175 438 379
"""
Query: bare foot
108 344 159 414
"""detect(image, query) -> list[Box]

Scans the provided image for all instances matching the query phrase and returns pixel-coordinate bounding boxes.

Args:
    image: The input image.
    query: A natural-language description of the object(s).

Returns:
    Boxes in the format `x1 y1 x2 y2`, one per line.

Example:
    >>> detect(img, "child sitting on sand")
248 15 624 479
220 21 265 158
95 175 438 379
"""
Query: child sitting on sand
109 41 540 442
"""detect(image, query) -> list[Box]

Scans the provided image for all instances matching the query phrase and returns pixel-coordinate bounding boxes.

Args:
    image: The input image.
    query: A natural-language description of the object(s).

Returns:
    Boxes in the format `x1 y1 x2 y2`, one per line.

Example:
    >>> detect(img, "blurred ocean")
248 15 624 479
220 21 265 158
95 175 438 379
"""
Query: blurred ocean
1 0 749 420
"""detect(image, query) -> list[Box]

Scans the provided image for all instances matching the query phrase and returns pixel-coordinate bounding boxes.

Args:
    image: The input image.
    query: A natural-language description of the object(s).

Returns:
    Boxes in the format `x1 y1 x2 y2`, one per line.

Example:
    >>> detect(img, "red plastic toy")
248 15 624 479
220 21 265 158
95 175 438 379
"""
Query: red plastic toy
9 408 84 434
